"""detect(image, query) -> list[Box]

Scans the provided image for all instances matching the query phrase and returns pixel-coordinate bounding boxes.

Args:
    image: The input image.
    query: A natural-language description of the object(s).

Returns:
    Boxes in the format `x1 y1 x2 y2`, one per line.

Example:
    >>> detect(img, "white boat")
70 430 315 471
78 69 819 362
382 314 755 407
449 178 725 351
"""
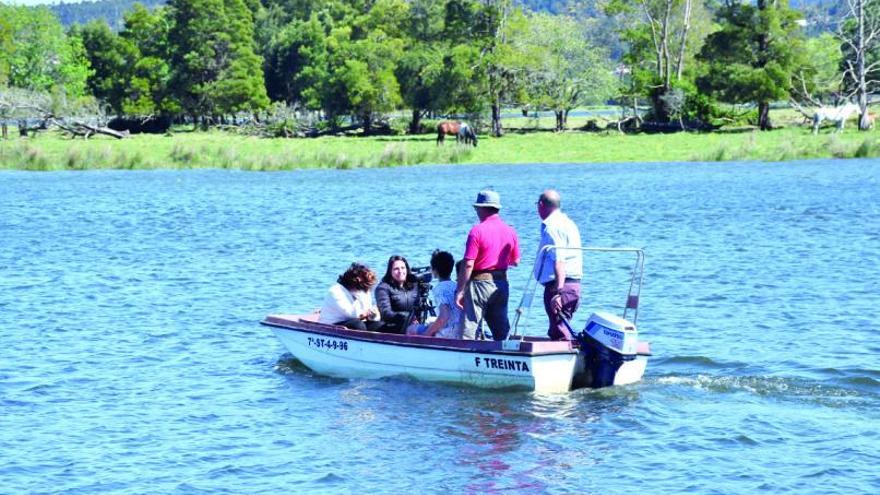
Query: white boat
263 247 651 393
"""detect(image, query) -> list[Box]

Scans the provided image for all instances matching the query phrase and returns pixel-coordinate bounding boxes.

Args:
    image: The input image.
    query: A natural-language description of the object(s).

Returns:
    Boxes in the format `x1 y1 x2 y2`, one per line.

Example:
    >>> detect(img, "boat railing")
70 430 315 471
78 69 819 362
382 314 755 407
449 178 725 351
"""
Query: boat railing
511 246 645 339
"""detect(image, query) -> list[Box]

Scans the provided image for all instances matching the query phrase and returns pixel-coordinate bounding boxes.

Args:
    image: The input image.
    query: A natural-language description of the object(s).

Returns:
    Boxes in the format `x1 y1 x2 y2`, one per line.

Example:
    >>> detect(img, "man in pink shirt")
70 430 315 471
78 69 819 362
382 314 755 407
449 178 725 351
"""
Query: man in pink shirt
455 190 521 340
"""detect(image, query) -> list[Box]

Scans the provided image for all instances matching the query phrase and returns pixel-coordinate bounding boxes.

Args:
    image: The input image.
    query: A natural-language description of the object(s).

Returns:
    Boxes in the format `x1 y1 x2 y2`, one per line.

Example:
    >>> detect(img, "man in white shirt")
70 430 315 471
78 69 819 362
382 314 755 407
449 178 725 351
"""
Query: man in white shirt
534 189 583 340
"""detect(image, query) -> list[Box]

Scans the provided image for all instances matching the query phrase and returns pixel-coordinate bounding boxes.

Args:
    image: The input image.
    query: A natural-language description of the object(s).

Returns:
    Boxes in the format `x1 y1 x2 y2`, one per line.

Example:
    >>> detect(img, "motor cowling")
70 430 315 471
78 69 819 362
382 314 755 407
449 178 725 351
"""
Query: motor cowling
579 312 639 388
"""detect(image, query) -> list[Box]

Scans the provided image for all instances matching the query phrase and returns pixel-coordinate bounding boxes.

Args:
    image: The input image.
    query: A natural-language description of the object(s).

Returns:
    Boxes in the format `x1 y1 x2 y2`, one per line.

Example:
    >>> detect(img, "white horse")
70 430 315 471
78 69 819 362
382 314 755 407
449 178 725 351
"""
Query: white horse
812 103 860 134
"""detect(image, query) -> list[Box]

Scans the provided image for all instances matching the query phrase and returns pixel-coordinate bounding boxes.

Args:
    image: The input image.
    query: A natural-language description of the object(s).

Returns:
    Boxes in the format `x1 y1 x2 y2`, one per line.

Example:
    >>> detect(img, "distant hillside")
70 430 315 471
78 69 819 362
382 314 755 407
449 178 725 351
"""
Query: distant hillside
51 0 577 29
51 0 165 30
516 0 840 36
51 0 839 34
518 0 836 8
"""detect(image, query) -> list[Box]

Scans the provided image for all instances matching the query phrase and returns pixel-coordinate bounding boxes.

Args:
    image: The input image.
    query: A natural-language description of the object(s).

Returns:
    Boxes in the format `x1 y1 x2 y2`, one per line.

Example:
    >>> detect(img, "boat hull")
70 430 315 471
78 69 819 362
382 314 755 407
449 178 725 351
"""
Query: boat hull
263 315 648 393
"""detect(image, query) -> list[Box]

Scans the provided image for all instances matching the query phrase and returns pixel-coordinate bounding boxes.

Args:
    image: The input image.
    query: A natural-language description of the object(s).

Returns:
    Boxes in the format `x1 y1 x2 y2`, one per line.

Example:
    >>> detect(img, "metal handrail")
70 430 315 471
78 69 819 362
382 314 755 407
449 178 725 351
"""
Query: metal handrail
511 246 645 338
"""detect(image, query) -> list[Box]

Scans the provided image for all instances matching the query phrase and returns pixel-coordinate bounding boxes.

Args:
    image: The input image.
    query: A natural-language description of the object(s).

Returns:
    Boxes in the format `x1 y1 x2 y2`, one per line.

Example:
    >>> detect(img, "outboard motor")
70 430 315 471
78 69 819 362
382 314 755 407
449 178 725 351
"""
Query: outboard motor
575 312 639 388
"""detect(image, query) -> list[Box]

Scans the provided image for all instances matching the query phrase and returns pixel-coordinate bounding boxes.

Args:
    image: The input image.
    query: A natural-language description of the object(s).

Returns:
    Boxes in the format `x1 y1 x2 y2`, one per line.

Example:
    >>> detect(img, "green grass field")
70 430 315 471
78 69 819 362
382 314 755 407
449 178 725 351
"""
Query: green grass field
2 109 878 171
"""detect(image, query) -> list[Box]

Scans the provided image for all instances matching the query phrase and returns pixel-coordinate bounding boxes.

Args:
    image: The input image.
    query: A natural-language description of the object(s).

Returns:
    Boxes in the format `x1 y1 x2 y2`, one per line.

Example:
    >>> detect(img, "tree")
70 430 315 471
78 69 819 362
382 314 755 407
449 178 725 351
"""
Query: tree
324 27 405 130
697 0 806 130
839 0 880 129
606 0 711 122
393 0 486 133
396 0 447 133
396 44 443 133
0 11 13 85
167 0 268 125
261 16 325 104
77 20 137 115
119 5 176 116
516 12 615 131
0 5 92 100
474 0 530 137
790 33 844 107
296 0 408 132
121 4 170 61
213 0 270 116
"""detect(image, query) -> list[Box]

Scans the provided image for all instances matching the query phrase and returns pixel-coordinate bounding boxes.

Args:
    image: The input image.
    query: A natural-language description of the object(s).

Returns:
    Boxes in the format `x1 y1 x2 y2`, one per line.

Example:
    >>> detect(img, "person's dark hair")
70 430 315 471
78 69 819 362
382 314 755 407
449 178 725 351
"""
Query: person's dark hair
381 255 416 288
337 262 377 292
430 250 455 279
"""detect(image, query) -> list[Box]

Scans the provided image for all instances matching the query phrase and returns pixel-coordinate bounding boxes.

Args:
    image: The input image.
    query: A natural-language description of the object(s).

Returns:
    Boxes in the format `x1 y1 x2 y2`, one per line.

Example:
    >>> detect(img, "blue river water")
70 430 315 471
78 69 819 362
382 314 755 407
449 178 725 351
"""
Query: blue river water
1 160 879 494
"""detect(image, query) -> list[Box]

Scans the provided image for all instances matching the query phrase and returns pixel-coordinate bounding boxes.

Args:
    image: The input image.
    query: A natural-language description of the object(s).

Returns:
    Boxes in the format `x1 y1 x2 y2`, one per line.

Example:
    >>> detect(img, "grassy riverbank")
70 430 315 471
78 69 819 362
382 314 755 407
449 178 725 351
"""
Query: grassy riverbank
3 120 880 171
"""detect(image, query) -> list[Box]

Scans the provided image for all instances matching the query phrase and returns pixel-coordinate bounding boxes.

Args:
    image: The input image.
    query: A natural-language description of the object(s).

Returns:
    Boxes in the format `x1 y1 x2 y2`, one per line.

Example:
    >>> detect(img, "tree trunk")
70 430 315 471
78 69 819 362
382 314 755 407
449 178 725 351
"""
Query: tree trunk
651 89 671 123
676 0 693 80
758 101 772 130
757 0 771 131
1 123 7 140
645 7 663 85
408 108 423 135
362 113 372 134
662 0 673 89
632 96 641 127
554 111 563 132
486 1 510 139
491 101 503 137
857 0 871 130
652 1 674 127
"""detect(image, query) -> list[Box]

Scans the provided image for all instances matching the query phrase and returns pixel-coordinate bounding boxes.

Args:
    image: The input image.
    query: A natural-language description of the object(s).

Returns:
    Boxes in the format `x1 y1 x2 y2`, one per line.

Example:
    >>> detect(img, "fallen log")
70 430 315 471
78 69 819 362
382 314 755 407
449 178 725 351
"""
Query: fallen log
53 119 129 139
609 116 640 134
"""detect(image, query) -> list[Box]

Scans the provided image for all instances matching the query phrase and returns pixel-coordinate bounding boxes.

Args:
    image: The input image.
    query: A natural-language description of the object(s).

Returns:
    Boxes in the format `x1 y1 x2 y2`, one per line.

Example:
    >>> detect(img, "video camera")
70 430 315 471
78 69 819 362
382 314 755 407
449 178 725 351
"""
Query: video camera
410 266 433 285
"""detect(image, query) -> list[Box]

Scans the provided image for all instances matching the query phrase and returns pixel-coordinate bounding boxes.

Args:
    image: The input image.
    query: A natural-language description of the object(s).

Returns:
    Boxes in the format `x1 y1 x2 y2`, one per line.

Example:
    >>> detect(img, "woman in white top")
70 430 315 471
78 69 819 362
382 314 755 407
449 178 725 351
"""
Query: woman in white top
318 262 382 331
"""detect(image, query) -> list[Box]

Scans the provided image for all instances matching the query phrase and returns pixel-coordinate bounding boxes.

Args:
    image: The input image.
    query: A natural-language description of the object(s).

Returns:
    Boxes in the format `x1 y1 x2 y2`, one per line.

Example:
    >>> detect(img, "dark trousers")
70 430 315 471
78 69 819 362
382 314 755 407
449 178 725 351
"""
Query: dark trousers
543 281 581 340
376 321 406 334
337 318 383 332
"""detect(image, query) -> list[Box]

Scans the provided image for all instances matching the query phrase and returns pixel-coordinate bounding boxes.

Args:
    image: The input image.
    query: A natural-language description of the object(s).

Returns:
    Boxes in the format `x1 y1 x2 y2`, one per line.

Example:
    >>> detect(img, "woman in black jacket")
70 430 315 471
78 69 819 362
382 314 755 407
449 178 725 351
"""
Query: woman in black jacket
374 255 419 334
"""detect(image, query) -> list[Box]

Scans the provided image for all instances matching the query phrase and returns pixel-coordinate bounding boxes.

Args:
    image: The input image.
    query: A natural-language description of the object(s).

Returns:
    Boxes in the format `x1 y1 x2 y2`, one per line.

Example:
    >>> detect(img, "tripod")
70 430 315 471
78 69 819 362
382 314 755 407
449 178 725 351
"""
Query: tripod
407 282 436 325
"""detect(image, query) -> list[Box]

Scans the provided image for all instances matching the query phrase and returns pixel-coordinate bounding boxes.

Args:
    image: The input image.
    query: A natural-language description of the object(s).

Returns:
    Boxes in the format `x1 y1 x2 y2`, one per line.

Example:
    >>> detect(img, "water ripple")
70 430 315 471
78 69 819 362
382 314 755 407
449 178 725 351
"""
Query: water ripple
2 162 880 494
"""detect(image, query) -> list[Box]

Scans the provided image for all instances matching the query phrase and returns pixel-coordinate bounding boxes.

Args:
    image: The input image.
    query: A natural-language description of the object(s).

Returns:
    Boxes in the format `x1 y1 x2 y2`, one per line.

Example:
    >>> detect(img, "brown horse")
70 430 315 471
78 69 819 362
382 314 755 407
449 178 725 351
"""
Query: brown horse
437 120 461 145
436 120 477 147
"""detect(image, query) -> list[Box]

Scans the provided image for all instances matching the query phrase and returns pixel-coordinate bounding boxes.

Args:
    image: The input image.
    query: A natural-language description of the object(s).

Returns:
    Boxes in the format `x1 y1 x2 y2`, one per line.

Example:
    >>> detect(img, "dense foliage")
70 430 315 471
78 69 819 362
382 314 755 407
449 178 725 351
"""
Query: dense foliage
2 0 879 134
697 0 807 130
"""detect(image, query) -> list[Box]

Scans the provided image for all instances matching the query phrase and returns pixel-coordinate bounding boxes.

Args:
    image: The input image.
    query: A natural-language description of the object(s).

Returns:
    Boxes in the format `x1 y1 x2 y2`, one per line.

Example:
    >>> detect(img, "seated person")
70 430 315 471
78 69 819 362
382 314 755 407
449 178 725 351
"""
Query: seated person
374 255 419 334
318 262 381 331
407 251 463 339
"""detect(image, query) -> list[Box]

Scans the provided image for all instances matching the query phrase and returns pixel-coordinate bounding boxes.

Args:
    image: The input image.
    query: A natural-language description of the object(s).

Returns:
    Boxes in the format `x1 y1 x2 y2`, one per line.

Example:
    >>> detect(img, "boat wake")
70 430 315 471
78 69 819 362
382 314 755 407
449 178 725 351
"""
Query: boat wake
651 372 878 409
273 354 312 375
656 355 739 370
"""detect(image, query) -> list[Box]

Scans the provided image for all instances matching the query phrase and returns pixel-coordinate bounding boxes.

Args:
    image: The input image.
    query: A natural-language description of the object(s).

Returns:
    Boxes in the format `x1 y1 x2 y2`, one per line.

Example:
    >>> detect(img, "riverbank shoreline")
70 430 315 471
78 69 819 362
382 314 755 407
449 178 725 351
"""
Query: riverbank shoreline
2 125 879 171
